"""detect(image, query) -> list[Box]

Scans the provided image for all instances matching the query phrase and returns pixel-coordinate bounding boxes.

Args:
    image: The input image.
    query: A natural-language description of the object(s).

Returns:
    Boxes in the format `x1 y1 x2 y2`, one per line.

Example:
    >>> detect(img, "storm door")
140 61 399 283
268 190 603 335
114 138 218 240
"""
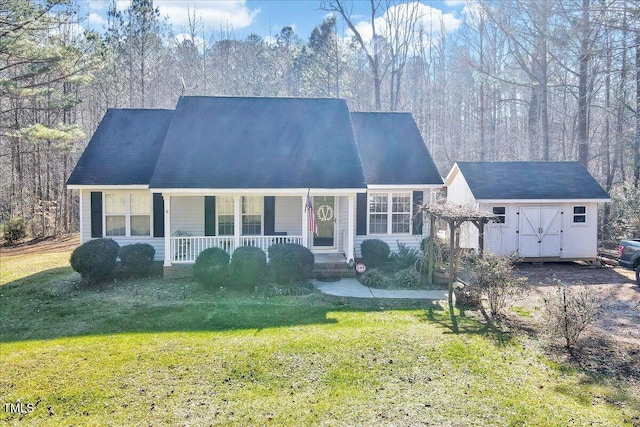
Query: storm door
313 196 337 249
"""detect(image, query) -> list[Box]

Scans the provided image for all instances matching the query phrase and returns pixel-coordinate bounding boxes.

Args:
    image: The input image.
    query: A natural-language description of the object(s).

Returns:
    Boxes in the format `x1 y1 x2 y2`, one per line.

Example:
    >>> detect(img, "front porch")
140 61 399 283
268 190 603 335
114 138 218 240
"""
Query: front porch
162 193 357 266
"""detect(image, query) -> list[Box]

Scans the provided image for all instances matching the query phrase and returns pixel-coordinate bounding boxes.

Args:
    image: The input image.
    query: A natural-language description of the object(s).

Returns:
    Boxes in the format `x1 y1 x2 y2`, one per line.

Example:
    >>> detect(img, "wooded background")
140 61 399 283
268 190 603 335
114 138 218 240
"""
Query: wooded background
1 0 639 242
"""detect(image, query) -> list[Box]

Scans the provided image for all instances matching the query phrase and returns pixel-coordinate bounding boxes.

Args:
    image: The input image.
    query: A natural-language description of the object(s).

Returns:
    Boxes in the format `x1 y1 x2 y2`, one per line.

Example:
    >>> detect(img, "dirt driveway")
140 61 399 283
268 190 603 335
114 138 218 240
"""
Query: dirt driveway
512 262 640 387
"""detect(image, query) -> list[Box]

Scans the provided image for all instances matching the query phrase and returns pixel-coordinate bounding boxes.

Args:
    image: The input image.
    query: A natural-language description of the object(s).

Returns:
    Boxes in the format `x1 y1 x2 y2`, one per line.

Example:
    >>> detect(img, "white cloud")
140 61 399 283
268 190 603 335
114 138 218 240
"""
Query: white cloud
87 12 108 28
156 1 260 30
347 2 461 47
444 0 466 6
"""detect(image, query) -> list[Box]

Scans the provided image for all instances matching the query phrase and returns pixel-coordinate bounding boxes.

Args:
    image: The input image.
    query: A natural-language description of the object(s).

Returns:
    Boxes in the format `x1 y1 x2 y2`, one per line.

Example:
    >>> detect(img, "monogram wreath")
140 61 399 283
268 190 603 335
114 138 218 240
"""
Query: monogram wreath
316 205 334 222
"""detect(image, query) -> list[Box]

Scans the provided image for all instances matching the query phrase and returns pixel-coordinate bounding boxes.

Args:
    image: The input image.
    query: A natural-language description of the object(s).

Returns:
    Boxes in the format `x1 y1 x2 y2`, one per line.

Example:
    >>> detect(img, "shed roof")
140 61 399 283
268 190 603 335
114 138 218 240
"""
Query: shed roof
149 96 367 189
452 161 609 200
350 112 442 186
66 108 173 186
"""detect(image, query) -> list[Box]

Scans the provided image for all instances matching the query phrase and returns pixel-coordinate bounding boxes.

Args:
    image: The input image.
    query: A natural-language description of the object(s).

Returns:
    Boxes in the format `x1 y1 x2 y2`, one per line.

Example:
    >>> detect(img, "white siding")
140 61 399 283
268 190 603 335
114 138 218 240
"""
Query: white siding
170 196 204 236
477 202 599 260
338 196 348 253
353 189 435 258
559 202 598 259
79 189 164 261
447 171 480 249
275 196 302 235
80 189 92 243
481 203 519 256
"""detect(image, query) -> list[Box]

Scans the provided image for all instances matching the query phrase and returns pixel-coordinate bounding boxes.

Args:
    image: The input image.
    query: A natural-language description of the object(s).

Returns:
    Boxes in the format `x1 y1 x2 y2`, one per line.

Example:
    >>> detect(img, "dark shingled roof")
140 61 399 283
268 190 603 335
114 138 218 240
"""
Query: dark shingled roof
149 96 367 189
350 112 442 185
455 161 609 200
66 108 173 186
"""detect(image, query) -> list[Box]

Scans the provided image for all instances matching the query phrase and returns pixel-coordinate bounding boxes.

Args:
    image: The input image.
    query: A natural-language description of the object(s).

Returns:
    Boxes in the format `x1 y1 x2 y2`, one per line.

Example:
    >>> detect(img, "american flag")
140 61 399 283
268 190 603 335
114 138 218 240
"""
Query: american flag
305 190 318 235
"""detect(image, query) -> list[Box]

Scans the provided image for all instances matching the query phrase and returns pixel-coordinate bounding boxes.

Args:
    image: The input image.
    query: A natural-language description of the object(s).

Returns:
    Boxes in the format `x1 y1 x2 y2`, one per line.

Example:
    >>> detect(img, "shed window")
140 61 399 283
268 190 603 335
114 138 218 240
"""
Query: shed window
217 196 234 236
492 206 506 224
105 193 150 237
573 206 586 223
242 196 262 235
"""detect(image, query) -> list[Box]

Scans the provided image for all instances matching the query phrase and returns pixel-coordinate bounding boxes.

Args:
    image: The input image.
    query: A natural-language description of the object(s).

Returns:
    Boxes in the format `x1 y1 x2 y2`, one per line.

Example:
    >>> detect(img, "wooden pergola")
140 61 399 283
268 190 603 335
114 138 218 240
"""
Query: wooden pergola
420 201 498 333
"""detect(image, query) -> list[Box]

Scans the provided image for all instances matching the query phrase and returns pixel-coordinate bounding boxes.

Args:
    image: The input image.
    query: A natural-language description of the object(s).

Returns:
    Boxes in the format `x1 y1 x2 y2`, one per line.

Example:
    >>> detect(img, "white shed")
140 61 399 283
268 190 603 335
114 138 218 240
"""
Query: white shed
445 162 610 262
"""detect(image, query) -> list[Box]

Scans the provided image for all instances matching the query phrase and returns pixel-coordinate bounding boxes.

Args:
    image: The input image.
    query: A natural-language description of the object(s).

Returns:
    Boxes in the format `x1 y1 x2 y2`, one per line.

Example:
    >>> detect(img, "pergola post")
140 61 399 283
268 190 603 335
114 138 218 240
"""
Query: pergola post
448 218 459 333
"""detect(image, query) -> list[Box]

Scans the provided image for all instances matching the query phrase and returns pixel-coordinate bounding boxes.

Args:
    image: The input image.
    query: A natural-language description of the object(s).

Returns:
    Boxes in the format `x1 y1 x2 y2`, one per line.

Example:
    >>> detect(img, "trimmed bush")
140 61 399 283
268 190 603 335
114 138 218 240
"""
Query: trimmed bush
229 246 267 288
268 243 314 283
358 268 387 288
118 243 155 276
360 239 390 268
3 217 26 244
70 238 120 282
193 247 230 287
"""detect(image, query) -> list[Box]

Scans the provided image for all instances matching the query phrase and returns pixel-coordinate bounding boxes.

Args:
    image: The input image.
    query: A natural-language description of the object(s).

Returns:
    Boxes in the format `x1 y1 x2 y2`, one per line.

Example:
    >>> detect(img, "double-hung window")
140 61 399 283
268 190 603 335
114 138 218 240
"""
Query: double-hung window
369 192 411 234
217 196 234 236
105 192 150 237
242 196 262 235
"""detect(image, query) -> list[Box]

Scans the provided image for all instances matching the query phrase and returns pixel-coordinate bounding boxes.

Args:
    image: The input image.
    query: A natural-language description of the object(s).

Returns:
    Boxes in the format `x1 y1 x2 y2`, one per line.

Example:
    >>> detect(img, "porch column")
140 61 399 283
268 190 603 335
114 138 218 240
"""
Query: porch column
163 195 171 266
233 195 241 251
301 194 309 248
347 195 355 262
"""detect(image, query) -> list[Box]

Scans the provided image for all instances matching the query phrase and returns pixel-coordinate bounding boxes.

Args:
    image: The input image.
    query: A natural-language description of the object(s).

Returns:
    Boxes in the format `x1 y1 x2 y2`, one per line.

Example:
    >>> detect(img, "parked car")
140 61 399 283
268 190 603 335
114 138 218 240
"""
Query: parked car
618 239 640 285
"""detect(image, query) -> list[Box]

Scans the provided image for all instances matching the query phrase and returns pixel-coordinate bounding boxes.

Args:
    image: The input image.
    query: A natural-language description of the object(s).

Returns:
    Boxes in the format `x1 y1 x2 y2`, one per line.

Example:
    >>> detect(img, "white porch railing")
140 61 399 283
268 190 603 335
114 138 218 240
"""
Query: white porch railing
240 235 302 254
170 235 302 263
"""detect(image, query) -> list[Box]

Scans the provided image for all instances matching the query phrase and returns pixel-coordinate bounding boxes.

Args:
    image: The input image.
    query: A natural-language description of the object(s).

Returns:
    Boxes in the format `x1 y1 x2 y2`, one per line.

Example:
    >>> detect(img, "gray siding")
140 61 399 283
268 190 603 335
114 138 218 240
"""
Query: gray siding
170 196 204 236
275 196 302 235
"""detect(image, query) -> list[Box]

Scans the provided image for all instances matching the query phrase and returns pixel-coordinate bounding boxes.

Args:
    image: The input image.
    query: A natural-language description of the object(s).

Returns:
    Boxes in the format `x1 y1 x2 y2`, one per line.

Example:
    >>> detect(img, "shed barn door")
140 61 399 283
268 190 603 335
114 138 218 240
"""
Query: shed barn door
518 206 561 258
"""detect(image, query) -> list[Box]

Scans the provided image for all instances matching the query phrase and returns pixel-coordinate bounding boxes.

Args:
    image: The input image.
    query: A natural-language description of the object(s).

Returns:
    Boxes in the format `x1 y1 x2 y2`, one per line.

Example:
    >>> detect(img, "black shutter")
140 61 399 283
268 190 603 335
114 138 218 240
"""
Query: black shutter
356 192 367 236
153 193 164 237
264 196 275 235
90 191 102 238
412 191 423 235
204 196 216 236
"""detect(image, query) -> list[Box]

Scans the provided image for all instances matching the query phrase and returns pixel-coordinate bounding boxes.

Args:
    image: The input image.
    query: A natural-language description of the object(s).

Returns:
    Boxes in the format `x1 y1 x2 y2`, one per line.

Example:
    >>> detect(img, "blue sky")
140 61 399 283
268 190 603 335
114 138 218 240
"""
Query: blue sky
79 0 465 42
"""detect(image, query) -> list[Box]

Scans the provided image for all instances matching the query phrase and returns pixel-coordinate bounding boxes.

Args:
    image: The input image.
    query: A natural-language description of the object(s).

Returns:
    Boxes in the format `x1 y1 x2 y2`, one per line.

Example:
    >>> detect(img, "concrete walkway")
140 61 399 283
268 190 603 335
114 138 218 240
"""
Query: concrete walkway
312 278 448 300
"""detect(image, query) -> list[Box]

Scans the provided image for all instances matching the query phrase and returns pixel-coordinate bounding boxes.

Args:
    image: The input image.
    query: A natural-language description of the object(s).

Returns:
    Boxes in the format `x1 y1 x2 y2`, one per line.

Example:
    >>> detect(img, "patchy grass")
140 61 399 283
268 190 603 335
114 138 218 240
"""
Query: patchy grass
1 245 639 426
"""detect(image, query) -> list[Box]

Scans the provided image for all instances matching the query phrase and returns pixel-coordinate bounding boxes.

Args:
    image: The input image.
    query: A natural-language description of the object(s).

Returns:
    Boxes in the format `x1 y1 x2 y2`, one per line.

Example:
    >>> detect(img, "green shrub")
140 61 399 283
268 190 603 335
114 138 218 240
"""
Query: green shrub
2 217 26 244
70 238 120 283
358 268 387 288
193 247 230 287
229 246 267 288
389 268 423 289
118 243 155 276
360 239 390 268
268 243 315 283
388 242 420 271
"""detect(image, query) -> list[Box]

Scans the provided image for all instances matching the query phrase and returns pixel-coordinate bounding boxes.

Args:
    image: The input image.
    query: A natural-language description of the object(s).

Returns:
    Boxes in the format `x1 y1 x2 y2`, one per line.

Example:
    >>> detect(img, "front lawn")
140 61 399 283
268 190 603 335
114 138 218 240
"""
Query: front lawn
1 244 639 426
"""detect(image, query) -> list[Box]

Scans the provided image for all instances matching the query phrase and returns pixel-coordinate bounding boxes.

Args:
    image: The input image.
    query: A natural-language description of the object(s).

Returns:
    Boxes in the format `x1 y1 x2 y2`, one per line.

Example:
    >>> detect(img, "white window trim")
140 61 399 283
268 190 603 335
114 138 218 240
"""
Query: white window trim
571 204 588 226
367 192 412 236
489 206 508 228
216 196 235 236
241 195 264 236
103 192 152 238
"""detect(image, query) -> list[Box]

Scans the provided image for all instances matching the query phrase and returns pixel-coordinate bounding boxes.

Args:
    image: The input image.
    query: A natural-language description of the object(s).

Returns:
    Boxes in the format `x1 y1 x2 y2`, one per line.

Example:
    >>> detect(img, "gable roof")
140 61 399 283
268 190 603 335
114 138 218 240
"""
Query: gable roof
66 108 173 186
350 112 442 186
451 161 609 200
149 96 366 189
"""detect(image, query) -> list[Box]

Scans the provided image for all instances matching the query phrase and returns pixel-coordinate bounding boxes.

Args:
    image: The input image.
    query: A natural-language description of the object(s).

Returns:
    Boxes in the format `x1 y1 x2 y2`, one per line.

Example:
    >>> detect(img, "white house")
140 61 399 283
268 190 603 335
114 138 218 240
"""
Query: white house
66 96 443 276
445 161 610 262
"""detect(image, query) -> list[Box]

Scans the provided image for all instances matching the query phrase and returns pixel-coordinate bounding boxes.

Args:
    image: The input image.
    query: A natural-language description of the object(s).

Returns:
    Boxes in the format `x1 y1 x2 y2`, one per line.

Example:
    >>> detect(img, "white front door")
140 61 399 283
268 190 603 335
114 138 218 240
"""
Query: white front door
313 196 337 250
518 206 561 258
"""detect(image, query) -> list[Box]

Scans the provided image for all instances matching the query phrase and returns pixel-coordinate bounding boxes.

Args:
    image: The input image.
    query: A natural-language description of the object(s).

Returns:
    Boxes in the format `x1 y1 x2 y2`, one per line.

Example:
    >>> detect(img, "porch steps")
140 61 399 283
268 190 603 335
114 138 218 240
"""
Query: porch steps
312 261 355 280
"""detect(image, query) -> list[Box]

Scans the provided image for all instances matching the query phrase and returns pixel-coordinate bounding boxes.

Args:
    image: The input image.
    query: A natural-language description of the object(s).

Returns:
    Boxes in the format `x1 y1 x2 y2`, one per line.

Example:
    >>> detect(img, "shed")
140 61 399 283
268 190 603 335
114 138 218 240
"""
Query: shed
445 161 610 262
